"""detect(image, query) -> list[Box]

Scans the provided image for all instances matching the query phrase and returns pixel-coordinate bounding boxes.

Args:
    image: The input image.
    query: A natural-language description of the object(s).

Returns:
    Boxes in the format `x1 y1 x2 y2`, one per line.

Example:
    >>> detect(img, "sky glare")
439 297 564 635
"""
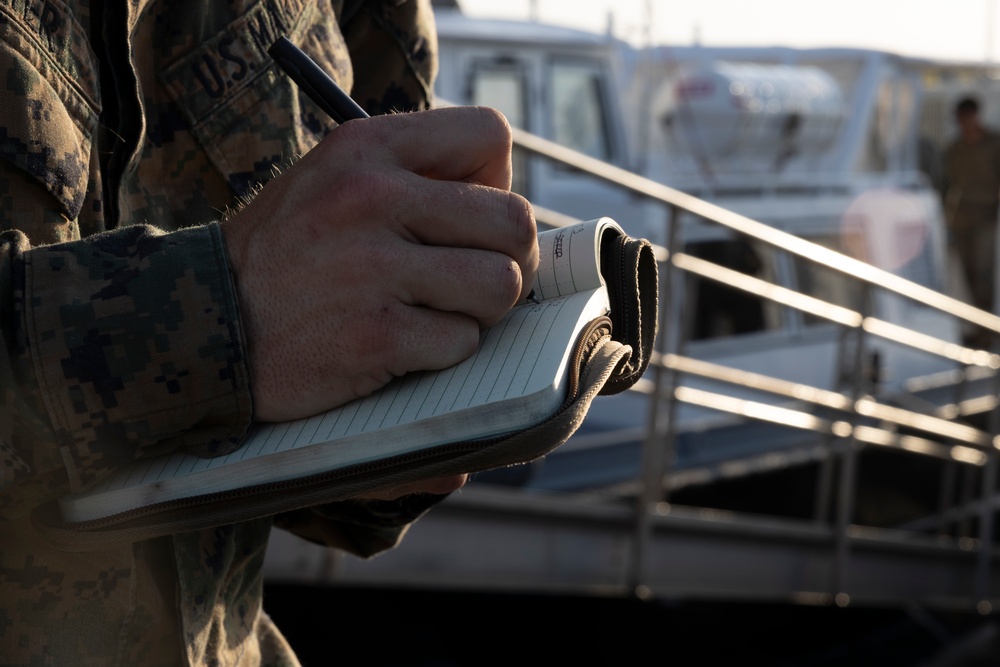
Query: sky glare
458 0 999 64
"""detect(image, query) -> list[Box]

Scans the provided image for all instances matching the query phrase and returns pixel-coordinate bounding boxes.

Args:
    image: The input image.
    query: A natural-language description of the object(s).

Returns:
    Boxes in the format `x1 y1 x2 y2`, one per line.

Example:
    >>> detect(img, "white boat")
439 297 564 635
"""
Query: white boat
432 8 1000 492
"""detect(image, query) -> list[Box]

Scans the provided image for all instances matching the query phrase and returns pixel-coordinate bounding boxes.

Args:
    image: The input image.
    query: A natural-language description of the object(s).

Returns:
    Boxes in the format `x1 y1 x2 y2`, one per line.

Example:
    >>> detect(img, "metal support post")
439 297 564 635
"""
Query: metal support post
629 204 681 598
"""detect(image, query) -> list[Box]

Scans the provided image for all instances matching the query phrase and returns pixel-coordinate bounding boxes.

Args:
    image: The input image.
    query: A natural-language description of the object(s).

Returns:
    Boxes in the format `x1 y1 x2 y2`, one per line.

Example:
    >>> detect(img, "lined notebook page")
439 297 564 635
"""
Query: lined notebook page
79 289 605 499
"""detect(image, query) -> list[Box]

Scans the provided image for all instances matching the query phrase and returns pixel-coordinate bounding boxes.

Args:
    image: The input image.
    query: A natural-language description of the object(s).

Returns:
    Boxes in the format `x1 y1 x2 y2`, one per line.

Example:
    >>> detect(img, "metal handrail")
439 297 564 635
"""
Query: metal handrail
269 128 1000 609
518 127 1000 607
671 385 985 465
534 209 997 453
663 354 992 451
513 126 1000 334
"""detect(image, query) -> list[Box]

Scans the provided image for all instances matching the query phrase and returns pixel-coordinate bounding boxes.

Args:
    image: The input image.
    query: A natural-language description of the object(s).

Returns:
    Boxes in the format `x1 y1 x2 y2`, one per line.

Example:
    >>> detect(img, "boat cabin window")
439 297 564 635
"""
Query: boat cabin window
549 60 612 162
469 61 530 196
684 238 783 341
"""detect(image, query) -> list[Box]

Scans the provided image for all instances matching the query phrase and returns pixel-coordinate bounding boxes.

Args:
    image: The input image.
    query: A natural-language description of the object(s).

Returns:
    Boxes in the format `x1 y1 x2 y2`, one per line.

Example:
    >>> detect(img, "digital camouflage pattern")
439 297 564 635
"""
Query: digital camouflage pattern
0 0 439 664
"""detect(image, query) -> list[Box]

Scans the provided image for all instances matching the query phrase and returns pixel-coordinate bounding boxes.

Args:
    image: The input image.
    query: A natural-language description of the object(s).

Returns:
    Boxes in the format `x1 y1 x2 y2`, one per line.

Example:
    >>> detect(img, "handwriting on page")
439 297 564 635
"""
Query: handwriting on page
533 221 604 300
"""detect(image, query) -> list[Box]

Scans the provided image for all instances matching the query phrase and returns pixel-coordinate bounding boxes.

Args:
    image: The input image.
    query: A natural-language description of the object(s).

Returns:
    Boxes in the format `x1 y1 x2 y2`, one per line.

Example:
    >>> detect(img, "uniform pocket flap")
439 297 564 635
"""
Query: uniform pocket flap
0 1 99 219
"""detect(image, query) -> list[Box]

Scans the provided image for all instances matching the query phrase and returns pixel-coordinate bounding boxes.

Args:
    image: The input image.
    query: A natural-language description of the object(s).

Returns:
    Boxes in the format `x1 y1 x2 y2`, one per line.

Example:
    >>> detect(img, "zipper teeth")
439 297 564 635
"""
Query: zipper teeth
66 318 613 531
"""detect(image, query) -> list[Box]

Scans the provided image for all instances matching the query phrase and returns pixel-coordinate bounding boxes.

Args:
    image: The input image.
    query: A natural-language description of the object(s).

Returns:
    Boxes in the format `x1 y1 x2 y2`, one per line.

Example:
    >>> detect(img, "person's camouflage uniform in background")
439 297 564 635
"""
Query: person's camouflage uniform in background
944 123 1000 317
0 0 440 663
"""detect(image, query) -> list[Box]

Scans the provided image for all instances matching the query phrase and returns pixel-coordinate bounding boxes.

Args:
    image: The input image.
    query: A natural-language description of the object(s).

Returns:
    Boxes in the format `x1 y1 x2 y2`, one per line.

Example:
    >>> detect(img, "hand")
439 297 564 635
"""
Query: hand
222 107 538 422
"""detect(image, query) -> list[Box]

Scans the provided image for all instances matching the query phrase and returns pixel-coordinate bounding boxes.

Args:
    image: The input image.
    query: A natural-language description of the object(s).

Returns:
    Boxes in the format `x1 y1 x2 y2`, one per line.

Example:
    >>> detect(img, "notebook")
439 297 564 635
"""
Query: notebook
59 217 639 523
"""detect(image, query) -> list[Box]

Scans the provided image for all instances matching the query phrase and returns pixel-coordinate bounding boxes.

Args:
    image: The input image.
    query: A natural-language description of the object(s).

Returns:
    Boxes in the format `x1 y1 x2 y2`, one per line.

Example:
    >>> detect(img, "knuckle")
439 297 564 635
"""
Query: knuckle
487 254 523 315
329 117 387 153
474 106 513 149
490 191 536 269
505 192 536 249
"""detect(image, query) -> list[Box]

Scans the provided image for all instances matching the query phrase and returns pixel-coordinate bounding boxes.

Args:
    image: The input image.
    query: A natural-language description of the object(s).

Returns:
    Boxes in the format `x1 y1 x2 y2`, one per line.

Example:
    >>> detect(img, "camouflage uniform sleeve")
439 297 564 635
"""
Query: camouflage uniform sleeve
2 0 440 545
0 223 252 517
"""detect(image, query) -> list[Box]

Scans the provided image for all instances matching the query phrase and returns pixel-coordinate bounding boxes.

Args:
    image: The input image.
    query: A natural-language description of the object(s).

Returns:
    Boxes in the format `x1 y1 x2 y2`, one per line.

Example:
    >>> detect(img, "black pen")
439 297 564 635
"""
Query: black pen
268 36 369 123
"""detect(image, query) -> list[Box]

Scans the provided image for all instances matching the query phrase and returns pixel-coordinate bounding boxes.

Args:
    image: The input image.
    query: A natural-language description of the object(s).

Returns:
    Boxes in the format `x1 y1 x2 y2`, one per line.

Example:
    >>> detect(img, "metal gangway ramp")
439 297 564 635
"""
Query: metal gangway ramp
264 125 1000 614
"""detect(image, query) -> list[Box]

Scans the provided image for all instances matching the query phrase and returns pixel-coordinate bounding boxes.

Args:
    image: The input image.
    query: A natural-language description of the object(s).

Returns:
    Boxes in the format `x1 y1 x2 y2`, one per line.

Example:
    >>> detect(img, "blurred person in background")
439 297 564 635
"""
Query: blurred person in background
943 96 1000 340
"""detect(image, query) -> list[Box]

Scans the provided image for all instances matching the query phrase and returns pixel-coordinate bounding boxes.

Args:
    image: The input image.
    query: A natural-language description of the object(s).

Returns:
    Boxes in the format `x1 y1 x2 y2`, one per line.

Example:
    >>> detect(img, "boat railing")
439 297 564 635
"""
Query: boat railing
265 122 1000 611
513 125 1000 608
637 168 935 198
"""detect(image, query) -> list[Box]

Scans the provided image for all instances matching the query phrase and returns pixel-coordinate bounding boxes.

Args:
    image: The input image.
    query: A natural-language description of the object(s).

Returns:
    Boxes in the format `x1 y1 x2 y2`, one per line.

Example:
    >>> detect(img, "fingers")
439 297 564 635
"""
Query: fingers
333 106 514 190
315 165 538 309
393 176 539 305
394 245 525 326
312 242 523 378
374 305 481 377
225 106 540 422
